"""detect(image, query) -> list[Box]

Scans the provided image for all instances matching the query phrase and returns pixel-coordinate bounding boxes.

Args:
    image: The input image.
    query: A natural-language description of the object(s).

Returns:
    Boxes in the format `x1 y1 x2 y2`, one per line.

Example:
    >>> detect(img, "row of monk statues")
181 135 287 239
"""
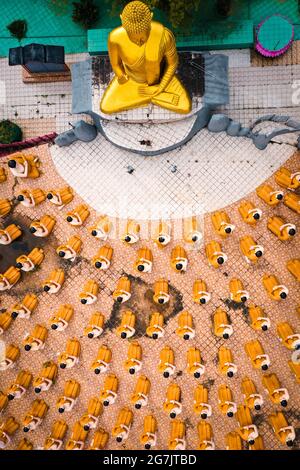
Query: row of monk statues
1 410 294 450
0 366 291 410
1 187 299 221
1 278 299 342
0 380 296 450
0 201 299 244
0 242 299 290
1 326 299 381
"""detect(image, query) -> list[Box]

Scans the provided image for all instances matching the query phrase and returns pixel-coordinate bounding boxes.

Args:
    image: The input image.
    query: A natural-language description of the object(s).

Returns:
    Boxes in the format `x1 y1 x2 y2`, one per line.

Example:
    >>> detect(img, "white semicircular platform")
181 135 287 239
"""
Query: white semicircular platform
101 114 198 152
50 124 295 220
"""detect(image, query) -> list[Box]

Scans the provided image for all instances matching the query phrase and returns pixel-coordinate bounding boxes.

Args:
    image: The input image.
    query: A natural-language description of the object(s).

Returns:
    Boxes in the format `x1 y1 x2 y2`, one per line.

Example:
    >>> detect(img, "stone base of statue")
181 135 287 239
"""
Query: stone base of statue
71 52 229 155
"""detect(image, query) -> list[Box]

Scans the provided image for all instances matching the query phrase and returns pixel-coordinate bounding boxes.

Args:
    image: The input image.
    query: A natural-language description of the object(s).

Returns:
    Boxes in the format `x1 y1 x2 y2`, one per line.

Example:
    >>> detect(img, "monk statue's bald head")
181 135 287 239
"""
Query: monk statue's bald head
121 1 153 45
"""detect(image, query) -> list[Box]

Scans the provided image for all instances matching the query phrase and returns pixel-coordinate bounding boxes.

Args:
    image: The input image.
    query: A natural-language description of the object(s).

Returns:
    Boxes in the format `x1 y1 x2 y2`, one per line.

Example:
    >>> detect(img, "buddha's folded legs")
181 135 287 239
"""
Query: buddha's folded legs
100 77 151 114
152 76 192 114
100 75 191 115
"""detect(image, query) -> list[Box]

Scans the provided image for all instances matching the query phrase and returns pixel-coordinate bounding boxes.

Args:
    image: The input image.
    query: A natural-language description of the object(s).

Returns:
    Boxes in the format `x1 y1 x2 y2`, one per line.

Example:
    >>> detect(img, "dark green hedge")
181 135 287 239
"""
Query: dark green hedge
0 120 23 144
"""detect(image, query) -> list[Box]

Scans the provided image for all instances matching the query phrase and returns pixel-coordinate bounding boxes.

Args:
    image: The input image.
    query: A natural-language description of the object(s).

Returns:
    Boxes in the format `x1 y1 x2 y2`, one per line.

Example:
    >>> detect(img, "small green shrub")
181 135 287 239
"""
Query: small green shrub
72 0 99 29
0 120 23 144
6 19 28 41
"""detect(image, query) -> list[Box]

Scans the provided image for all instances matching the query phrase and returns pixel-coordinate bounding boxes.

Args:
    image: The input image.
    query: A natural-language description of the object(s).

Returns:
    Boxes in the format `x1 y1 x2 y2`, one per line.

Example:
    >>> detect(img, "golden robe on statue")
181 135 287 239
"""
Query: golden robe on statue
100 2 191 115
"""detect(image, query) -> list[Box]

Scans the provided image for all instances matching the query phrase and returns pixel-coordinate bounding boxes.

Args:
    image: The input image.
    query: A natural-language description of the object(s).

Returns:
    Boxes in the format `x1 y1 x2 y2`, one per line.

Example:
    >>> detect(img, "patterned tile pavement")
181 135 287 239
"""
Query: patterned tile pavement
0 145 299 450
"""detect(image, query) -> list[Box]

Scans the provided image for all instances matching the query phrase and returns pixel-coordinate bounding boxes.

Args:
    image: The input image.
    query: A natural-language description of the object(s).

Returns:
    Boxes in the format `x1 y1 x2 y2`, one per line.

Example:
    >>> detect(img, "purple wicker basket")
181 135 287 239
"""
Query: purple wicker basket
255 14 294 58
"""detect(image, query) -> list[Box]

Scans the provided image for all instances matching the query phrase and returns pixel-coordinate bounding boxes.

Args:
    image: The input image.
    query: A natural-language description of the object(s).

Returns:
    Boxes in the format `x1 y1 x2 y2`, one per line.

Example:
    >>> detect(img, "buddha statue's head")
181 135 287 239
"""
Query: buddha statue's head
120 1 153 46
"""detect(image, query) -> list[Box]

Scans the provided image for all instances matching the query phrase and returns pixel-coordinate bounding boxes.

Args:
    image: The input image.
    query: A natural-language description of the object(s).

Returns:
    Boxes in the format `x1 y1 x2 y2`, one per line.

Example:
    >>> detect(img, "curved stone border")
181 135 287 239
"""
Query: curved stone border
249 114 300 150
91 107 213 157
55 108 300 156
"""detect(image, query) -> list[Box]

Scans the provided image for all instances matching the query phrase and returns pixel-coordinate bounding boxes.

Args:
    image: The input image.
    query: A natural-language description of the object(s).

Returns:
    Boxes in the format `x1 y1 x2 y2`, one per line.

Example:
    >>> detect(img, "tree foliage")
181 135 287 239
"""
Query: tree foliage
109 0 237 29
216 0 232 18
48 0 70 16
155 0 203 29
72 0 99 29
109 0 201 29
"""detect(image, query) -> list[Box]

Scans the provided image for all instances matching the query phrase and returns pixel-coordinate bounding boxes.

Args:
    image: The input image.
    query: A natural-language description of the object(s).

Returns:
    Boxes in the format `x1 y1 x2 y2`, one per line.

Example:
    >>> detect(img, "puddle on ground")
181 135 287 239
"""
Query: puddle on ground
106 272 184 337
224 297 250 324
0 214 48 272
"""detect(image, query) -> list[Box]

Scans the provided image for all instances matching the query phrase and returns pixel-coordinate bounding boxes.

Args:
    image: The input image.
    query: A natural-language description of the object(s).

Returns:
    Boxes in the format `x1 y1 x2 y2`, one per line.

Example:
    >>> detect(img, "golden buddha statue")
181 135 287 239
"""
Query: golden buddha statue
100 1 191 115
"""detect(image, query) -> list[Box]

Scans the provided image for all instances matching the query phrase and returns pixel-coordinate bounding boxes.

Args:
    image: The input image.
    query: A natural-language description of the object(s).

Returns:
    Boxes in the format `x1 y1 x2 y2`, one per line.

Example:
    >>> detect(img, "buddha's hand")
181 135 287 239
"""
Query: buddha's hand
118 74 129 84
138 85 160 97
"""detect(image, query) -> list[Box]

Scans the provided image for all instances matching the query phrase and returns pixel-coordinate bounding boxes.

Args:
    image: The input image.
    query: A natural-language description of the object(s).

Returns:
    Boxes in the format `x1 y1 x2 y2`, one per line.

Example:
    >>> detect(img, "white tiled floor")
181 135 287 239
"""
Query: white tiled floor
101 115 198 152
51 128 295 220
0 53 88 134
225 65 300 111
